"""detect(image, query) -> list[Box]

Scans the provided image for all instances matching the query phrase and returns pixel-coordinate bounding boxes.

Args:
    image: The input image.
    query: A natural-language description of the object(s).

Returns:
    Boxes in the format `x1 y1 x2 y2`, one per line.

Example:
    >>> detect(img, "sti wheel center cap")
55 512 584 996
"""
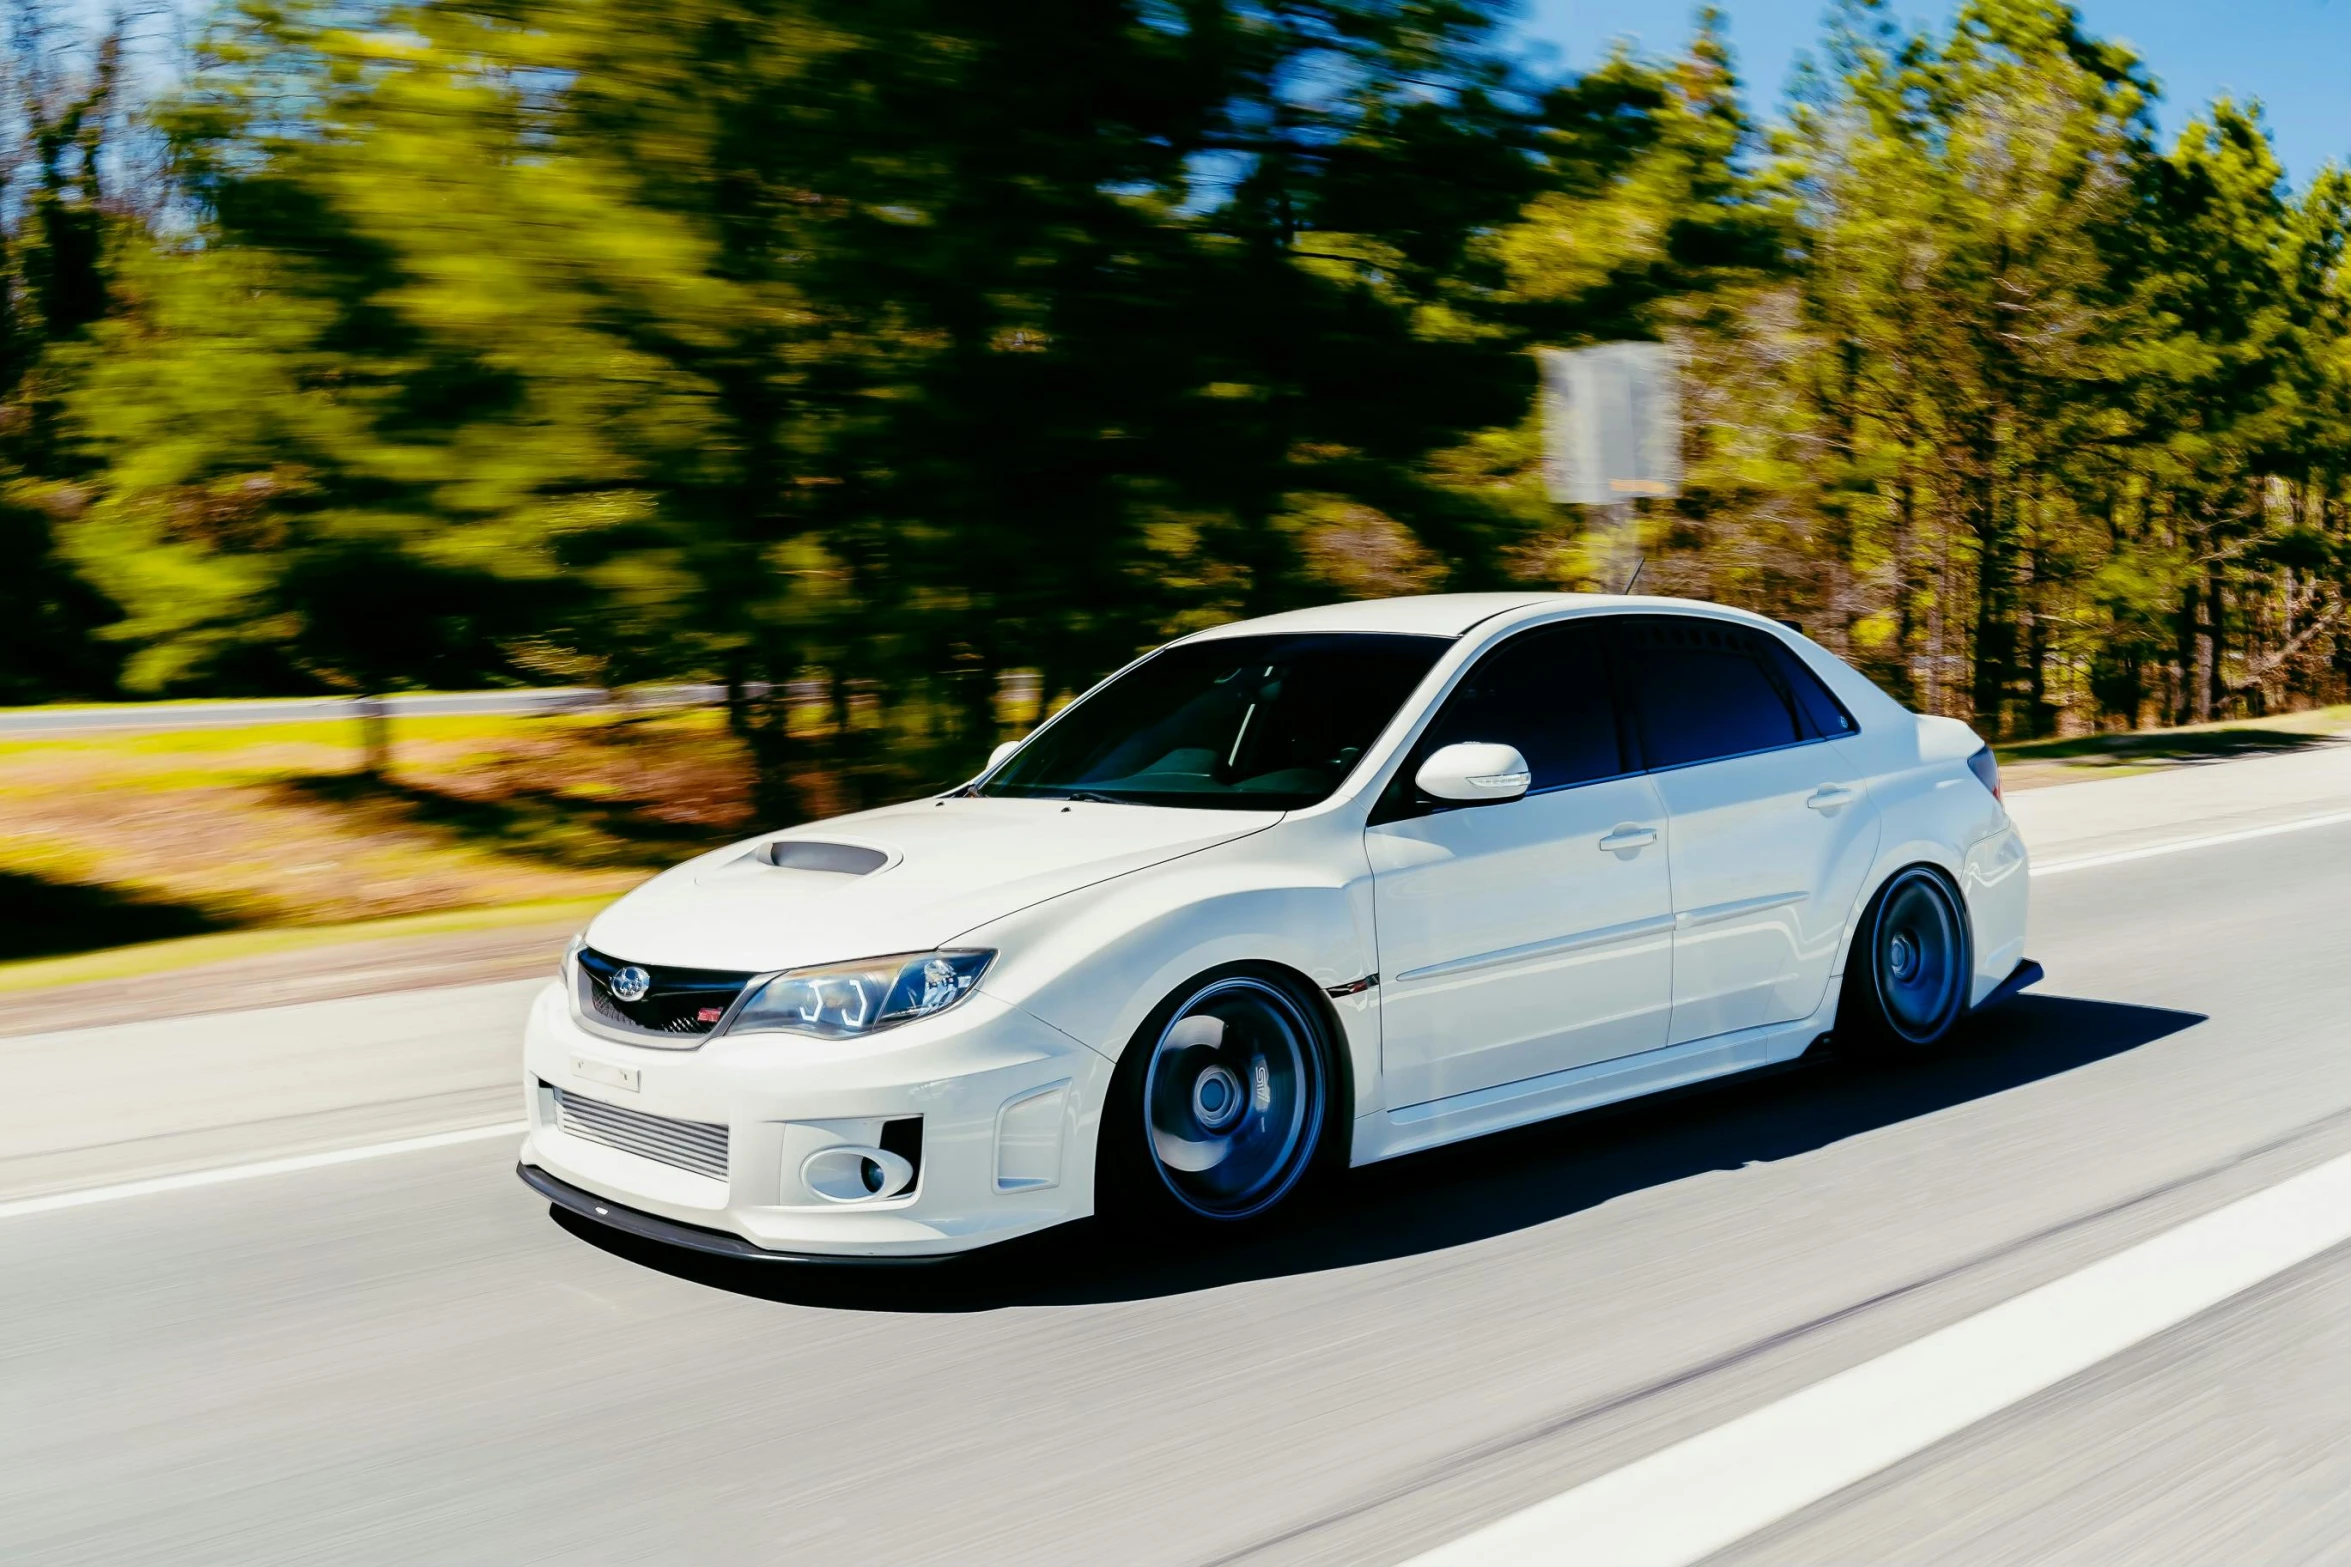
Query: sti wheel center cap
1192 1064 1246 1132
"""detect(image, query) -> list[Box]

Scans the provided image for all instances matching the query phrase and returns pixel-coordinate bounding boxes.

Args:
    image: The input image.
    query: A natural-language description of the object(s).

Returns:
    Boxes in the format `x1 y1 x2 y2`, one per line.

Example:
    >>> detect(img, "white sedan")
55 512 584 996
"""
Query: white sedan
517 593 2034 1260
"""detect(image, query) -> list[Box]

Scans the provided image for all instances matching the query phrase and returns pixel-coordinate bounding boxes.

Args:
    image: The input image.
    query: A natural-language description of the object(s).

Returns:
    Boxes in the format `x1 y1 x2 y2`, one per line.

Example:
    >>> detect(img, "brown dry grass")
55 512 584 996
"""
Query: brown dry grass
0 709 758 961
1993 703 2351 791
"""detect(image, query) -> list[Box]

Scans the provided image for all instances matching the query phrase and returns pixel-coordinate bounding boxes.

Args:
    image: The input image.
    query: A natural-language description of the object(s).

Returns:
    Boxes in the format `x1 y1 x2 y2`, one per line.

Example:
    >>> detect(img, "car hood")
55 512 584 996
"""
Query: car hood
584 796 1282 973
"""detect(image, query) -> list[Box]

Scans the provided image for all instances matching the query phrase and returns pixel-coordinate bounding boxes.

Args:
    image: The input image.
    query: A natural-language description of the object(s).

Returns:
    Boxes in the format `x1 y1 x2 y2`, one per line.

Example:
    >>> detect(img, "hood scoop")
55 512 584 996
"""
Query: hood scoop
759 839 891 876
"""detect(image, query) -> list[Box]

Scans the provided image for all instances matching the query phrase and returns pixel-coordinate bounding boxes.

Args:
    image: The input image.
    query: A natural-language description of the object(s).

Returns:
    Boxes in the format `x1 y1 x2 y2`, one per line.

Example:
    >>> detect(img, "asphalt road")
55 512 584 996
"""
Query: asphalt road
4 750 2349 1564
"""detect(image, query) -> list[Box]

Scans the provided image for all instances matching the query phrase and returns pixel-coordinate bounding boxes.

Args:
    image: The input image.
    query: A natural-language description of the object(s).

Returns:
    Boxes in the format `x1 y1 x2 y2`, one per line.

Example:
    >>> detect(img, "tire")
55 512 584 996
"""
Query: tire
1836 865 1972 1057
1098 965 1340 1234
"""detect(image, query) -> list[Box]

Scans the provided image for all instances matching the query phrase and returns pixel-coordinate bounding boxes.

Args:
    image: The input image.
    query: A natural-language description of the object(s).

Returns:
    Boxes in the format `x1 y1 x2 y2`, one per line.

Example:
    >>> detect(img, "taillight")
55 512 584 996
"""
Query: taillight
1966 745 2001 802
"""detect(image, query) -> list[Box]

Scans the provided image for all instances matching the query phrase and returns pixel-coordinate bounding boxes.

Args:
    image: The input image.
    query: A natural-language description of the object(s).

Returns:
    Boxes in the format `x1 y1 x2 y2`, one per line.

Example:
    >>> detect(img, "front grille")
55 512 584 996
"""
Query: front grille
553 1087 730 1181
576 947 754 1043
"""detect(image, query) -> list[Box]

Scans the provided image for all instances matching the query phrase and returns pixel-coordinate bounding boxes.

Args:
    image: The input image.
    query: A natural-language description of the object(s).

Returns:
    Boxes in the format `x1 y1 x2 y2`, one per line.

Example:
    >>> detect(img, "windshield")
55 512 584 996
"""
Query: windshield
980 632 1449 810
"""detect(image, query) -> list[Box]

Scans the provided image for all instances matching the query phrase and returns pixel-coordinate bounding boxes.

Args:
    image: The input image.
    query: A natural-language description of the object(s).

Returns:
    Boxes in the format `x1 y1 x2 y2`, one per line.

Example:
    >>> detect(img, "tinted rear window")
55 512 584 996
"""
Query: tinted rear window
1764 639 1858 737
1619 617 1804 768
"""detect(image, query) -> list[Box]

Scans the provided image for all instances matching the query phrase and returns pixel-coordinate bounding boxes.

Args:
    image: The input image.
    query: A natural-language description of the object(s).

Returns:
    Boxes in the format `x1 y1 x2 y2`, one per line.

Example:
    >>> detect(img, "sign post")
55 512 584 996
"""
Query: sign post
1538 342 1682 592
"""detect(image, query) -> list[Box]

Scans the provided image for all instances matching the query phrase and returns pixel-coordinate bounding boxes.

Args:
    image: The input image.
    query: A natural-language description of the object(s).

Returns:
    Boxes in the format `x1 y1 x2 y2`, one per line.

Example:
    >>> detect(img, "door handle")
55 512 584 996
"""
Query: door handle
1598 825 1658 853
1807 784 1859 811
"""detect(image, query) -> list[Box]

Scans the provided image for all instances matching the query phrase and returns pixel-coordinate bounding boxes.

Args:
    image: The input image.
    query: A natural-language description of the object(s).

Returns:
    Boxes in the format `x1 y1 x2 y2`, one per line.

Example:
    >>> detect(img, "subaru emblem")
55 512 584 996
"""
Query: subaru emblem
610 965 652 1003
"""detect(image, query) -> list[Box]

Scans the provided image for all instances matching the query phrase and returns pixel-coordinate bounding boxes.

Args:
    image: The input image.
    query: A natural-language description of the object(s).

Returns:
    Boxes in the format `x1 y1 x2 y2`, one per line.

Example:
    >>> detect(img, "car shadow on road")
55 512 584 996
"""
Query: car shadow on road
550 992 2204 1313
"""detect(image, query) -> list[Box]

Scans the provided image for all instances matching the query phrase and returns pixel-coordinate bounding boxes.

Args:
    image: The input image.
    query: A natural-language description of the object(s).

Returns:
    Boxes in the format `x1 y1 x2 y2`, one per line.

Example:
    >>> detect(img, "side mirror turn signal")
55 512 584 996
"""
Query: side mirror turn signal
1415 742 1531 804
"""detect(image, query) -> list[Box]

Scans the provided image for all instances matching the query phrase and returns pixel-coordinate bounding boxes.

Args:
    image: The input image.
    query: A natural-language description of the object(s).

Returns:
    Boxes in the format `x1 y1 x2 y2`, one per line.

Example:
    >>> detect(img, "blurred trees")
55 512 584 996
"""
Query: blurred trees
0 7 141 702
7 0 2349 810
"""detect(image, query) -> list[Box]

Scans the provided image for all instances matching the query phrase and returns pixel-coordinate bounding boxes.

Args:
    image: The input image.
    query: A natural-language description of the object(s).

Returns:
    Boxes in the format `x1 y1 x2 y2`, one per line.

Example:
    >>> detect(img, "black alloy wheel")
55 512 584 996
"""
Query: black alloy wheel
1840 866 1971 1054
1103 968 1338 1230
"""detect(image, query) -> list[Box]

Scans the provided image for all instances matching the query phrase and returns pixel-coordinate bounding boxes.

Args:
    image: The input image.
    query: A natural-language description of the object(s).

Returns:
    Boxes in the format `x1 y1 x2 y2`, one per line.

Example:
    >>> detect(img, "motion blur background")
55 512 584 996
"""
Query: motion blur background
2 0 2348 970
6 13 2351 1558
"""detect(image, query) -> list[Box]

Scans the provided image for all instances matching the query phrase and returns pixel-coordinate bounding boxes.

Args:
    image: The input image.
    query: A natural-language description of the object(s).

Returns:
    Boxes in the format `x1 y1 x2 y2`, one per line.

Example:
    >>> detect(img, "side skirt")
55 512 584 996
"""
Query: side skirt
1350 1008 1832 1168
1973 956 2045 1013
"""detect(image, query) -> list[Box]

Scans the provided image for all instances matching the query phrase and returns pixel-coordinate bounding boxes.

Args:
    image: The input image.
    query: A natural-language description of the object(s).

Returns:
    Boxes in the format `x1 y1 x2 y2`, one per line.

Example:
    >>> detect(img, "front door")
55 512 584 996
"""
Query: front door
1368 621 1674 1109
1610 615 1881 1045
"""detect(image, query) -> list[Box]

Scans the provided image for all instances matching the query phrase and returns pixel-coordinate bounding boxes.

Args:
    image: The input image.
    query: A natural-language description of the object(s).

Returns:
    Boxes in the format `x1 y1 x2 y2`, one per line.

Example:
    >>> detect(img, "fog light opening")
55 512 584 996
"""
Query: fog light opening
800 1144 916 1203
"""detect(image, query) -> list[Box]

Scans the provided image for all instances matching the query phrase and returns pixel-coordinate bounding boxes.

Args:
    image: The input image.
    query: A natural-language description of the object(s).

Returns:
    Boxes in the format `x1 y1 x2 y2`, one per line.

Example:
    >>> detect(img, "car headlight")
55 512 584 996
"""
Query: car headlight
727 950 994 1039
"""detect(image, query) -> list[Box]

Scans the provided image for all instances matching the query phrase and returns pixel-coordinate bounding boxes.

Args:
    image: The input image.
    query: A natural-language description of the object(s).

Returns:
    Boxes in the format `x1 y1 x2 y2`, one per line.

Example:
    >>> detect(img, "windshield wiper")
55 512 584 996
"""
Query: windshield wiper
1058 789 1138 805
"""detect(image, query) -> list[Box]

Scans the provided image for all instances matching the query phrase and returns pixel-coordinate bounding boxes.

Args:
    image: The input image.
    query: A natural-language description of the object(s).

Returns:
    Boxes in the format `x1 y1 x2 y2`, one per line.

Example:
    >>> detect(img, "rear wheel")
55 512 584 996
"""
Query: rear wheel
1838 866 1971 1055
1100 968 1336 1231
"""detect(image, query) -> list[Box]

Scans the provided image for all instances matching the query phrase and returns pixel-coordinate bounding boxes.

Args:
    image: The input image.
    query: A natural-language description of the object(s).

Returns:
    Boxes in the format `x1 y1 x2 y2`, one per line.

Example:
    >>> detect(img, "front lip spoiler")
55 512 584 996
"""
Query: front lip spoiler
517 1163 948 1266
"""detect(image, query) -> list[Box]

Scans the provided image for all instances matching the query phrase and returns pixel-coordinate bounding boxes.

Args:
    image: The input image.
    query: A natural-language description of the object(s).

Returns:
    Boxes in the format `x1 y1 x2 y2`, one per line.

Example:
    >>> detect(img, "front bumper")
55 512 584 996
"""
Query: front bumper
517 980 1112 1258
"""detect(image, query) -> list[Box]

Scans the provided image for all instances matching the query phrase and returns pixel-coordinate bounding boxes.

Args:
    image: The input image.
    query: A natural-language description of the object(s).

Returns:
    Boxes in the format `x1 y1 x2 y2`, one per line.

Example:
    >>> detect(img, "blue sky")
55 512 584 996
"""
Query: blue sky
1514 0 2351 189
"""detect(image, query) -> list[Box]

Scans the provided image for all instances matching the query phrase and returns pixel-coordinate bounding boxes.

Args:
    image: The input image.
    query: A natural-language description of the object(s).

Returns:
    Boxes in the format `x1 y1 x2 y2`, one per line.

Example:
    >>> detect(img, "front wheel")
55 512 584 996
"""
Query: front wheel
1100 968 1336 1231
1838 866 1971 1055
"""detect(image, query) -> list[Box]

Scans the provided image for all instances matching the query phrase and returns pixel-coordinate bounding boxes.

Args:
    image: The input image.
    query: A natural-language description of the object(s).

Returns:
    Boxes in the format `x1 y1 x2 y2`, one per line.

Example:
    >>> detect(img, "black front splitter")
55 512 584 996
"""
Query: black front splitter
517 1163 950 1266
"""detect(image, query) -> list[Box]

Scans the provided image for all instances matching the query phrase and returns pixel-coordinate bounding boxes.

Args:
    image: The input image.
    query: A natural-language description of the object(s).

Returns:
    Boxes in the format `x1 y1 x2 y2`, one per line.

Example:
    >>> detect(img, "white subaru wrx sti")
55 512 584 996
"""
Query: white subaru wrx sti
518 593 2034 1260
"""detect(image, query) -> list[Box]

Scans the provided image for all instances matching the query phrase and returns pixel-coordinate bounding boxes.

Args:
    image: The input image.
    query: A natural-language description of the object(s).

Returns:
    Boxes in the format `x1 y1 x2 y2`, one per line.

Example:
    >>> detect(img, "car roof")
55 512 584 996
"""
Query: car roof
1175 592 1779 643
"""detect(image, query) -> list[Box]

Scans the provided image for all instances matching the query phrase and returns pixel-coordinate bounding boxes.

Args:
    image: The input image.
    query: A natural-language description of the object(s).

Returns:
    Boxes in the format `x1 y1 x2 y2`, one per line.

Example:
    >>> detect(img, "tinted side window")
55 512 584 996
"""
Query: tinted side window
1619 617 1803 768
1764 639 1858 737
1421 623 1622 791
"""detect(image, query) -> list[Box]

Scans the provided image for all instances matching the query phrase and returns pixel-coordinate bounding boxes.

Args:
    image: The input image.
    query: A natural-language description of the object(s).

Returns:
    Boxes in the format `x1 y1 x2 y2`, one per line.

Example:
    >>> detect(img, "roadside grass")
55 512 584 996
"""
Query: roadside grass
9 689 2345 980
0 708 758 968
0 897 609 995
0 866 230 960
1994 703 2351 788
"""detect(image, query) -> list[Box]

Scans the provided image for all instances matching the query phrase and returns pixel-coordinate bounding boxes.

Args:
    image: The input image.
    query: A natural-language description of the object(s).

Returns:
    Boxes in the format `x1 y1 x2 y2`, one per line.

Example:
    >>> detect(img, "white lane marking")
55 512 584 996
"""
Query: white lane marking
2033 809 2351 877
1403 1149 2351 1567
0 1120 528 1221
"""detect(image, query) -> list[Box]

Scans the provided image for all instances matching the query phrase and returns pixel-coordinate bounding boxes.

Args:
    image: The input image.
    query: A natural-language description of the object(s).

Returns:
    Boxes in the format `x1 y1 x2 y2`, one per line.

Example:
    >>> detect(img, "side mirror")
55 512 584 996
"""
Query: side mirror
1415 742 1531 804
986 739 1023 770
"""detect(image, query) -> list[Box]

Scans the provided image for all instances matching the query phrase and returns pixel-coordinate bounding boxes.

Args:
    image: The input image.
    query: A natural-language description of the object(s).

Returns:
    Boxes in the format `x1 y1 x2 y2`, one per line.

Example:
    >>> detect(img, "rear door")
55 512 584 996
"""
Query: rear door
1367 620 1674 1108
1610 615 1880 1045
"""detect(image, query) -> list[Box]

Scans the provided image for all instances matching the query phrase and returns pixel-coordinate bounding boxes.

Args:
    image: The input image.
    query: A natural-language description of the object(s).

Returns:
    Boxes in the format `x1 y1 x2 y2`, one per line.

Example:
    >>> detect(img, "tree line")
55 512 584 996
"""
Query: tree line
5 0 2347 816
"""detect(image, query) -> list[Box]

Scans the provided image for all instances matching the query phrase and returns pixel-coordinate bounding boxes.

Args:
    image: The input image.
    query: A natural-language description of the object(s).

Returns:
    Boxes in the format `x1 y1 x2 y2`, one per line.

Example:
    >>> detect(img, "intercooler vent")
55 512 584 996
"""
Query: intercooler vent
552 1086 730 1182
